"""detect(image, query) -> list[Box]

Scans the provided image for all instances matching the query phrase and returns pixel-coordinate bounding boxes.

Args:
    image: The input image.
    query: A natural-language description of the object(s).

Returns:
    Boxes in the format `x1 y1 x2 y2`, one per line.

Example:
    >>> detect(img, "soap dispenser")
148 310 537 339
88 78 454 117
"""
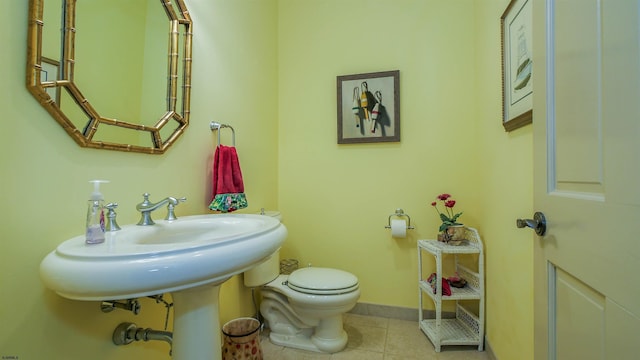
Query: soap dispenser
86 180 108 244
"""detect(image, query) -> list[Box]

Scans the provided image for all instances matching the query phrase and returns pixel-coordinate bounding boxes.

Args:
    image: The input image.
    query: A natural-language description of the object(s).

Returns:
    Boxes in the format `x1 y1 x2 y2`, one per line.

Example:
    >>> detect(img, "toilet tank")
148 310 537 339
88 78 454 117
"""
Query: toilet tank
243 209 282 287
243 250 280 287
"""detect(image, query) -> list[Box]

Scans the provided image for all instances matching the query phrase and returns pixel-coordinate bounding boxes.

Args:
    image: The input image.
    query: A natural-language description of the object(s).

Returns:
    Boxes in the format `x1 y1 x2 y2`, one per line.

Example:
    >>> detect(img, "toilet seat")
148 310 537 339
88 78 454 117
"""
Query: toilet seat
286 267 358 295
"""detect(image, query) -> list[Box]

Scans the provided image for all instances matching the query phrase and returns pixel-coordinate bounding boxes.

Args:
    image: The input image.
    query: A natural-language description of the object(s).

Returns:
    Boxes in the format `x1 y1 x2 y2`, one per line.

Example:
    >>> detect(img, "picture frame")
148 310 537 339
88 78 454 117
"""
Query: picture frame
337 70 400 143
501 0 533 132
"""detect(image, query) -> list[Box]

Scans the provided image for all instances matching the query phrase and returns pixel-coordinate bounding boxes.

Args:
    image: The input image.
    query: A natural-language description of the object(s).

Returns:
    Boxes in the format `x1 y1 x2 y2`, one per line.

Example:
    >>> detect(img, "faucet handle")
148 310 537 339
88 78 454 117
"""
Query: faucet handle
104 202 121 231
105 202 118 210
166 197 187 221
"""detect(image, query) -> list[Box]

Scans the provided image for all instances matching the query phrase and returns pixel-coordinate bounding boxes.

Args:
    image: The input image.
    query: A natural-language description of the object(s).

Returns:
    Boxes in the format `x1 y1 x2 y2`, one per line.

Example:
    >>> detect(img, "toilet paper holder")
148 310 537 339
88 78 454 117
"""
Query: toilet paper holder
384 208 415 230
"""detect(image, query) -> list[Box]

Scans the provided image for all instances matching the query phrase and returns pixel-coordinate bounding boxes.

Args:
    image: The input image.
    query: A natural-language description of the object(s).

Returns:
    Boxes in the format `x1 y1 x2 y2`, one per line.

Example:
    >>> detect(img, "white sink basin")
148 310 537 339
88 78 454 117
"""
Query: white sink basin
40 214 287 301
41 213 287 359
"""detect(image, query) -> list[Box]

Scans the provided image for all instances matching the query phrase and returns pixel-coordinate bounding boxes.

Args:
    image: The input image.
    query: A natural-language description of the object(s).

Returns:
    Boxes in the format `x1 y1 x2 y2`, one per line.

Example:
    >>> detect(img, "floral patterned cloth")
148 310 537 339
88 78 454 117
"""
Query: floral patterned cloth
209 193 248 213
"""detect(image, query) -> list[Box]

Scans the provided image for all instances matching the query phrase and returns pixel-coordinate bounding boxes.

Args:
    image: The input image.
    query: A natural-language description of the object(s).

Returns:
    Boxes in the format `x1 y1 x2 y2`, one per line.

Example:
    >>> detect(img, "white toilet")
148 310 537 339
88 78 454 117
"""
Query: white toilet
244 212 360 353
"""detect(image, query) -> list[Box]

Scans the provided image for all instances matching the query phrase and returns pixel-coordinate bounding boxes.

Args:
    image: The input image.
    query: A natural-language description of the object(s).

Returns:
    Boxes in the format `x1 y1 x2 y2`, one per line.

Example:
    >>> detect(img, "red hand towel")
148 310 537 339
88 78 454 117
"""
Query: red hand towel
209 145 248 212
213 145 244 194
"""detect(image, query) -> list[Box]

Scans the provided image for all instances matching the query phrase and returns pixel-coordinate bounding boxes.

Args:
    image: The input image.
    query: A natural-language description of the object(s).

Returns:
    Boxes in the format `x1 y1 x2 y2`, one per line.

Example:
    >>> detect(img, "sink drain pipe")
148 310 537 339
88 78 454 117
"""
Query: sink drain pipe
112 322 173 354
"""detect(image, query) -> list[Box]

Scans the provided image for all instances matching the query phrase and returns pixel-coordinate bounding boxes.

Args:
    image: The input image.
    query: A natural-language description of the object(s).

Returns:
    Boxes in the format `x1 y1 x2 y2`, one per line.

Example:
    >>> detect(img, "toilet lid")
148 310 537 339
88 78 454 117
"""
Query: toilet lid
286 267 359 295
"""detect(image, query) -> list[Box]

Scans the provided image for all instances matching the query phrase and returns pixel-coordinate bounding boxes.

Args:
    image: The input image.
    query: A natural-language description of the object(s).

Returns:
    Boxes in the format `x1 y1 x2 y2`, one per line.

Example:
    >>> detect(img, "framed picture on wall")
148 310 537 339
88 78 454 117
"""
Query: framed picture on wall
501 0 533 132
337 70 400 143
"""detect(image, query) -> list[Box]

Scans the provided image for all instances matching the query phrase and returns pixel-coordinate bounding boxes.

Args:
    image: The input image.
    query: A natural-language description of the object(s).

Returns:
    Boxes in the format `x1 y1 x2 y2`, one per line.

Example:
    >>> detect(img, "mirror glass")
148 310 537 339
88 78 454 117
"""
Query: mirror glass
26 0 193 154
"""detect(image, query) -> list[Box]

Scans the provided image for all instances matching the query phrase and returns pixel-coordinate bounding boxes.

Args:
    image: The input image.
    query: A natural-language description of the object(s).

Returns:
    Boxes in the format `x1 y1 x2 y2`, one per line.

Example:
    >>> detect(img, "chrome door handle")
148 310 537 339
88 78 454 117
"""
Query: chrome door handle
516 212 546 236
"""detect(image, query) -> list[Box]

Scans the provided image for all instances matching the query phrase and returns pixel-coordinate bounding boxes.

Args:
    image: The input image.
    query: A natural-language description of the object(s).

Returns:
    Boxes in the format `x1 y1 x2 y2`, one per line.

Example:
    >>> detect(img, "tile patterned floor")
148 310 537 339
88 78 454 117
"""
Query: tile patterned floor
260 313 491 360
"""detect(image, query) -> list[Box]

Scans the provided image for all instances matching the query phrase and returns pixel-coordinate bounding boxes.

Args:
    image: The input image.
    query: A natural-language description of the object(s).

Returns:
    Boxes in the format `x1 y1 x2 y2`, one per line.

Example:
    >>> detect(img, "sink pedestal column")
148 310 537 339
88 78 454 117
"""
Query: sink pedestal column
172 283 225 360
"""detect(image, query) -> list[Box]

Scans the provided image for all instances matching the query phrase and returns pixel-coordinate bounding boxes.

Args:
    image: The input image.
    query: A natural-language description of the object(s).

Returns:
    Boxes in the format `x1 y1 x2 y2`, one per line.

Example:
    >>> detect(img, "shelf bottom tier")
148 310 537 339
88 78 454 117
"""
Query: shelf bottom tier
419 319 482 350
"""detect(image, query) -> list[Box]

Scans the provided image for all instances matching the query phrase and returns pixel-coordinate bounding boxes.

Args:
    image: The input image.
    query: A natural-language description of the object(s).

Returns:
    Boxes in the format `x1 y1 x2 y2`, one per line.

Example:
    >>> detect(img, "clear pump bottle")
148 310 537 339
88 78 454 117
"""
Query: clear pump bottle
86 180 108 244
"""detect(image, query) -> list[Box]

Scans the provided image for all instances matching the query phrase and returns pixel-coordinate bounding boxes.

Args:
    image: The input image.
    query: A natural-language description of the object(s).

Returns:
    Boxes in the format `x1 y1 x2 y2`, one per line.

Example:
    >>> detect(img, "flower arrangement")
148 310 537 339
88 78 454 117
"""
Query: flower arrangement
431 193 463 232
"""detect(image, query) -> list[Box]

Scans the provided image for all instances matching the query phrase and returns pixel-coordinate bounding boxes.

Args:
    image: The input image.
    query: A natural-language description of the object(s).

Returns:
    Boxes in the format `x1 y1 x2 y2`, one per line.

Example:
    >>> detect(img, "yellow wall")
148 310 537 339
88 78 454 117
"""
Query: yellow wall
277 0 534 358
474 1 534 357
1 0 533 359
278 0 481 308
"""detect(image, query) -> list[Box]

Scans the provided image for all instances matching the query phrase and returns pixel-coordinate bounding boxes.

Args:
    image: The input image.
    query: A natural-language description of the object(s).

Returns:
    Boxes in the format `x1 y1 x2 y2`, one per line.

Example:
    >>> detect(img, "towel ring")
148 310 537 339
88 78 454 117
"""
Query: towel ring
210 121 236 146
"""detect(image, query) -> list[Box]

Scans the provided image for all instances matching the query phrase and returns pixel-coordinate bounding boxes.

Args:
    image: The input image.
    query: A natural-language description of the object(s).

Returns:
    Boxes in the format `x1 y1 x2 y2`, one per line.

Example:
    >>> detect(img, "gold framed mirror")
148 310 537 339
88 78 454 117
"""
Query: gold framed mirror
26 0 193 154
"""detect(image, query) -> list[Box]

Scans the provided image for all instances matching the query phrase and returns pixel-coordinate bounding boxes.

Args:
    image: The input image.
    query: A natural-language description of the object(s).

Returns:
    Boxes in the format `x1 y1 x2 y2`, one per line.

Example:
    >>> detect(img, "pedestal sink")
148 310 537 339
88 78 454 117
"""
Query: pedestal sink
40 214 287 359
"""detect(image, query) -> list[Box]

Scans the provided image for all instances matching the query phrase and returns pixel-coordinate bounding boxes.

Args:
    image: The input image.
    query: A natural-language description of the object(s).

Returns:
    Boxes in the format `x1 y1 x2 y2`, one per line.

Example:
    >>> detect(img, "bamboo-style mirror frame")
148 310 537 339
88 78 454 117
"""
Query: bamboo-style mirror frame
26 0 193 154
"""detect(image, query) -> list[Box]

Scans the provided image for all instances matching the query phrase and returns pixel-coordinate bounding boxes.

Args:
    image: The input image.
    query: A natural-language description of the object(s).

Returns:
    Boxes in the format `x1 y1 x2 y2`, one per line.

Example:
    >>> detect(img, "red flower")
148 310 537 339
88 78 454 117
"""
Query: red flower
430 193 463 232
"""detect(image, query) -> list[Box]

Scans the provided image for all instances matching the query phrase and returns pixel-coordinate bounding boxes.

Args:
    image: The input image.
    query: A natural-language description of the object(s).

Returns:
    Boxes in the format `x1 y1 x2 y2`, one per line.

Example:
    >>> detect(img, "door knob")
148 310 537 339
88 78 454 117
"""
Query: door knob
516 212 546 236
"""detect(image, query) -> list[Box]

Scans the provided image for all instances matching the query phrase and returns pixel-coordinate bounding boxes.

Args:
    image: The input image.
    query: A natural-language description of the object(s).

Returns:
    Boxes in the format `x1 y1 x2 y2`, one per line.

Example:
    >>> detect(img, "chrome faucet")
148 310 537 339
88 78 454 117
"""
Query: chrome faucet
136 193 186 225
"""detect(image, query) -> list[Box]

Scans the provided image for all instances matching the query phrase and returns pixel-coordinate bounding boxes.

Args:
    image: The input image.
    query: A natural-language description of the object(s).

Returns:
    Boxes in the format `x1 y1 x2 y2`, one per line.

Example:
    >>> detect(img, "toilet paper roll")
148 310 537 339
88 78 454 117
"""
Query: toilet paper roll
391 219 407 238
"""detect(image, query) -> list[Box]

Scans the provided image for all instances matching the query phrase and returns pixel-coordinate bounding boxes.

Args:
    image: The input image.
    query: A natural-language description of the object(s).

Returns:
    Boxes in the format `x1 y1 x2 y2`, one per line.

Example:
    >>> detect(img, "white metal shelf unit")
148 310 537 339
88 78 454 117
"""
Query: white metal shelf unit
417 227 485 352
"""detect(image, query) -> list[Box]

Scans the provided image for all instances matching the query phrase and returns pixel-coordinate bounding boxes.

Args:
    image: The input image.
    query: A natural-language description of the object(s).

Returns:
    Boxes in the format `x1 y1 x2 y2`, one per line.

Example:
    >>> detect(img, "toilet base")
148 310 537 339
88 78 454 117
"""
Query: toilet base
262 292 351 353
259 271 360 354
268 325 348 353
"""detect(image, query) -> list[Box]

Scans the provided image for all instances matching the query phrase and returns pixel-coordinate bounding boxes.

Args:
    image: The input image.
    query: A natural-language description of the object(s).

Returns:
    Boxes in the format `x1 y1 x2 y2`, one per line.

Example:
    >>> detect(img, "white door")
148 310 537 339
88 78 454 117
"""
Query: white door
532 0 640 359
